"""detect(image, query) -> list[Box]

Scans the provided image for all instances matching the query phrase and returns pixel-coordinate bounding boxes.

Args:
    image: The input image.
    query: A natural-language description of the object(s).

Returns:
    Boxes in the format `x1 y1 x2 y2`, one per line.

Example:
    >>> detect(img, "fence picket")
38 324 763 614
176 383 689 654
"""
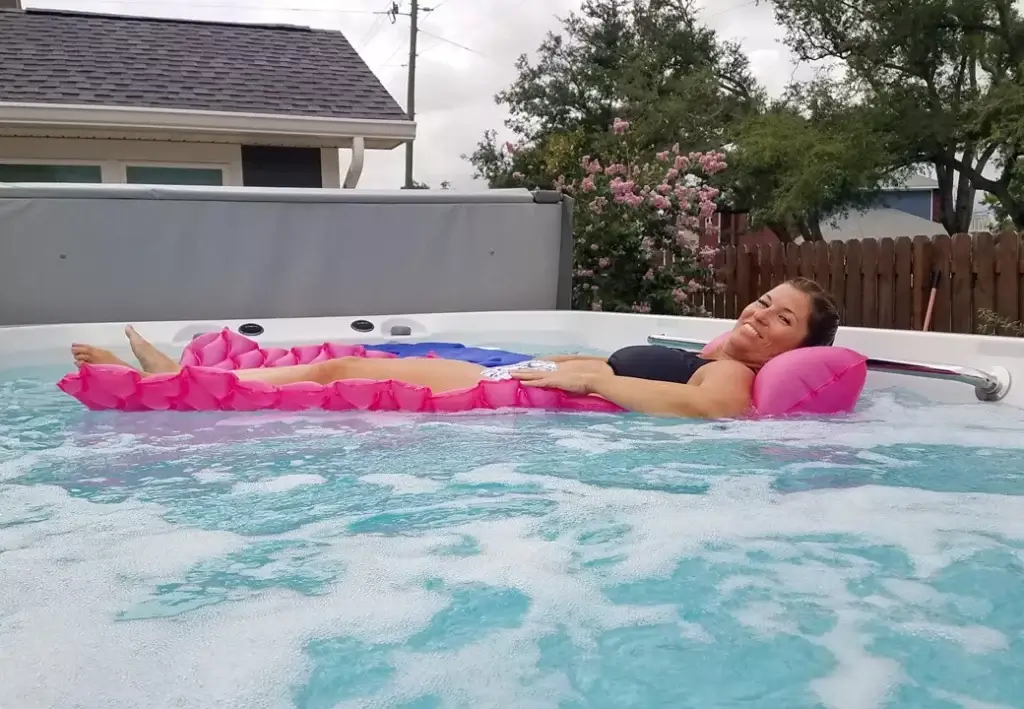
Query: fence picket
995 232 1020 325
894 237 912 329
951 233 973 333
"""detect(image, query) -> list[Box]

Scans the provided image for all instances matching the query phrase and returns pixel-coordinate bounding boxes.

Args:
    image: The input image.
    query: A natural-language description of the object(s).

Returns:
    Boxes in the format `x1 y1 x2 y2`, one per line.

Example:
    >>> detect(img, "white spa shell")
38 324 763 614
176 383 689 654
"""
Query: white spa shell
1 310 1022 411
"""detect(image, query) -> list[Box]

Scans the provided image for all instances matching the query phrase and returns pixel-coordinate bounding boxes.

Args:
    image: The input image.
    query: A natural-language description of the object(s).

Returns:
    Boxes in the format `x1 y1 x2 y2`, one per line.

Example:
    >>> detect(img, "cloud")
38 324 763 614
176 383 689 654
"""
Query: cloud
24 0 805 189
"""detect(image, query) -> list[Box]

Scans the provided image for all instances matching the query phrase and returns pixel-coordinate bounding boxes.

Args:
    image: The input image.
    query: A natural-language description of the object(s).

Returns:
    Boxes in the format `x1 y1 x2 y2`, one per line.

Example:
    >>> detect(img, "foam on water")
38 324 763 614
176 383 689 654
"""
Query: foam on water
2 357 1024 709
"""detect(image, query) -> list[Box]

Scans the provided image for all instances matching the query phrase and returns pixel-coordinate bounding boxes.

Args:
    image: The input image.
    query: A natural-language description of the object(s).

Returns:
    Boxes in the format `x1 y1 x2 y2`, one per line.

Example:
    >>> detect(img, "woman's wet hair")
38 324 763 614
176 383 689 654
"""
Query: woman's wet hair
786 277 840 347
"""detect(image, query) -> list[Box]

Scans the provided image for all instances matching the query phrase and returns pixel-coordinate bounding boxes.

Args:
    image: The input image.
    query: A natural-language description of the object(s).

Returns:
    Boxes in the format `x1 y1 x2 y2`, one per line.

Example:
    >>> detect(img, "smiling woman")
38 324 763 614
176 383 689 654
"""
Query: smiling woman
68 279 841 420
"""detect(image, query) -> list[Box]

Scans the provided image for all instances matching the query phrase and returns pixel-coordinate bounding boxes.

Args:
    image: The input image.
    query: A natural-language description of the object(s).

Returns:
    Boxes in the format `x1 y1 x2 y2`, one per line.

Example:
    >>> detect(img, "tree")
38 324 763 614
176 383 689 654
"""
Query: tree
762 0 1024 233
465 0 763 188
724 83 898 242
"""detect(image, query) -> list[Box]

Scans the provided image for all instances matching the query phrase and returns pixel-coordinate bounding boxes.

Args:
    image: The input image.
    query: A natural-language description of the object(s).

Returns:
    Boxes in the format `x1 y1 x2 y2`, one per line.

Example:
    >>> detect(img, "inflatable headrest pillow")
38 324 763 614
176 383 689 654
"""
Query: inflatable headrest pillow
698 331 867 416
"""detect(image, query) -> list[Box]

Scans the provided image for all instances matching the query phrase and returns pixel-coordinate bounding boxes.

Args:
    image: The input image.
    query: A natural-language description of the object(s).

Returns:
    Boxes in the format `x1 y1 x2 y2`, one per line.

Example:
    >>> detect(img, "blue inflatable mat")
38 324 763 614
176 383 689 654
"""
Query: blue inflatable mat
362 341 532 367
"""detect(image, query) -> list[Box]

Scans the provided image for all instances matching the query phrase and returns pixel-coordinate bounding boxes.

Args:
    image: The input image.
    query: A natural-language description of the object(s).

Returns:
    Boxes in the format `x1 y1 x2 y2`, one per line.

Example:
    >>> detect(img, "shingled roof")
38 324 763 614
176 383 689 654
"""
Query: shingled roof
0 8 409 122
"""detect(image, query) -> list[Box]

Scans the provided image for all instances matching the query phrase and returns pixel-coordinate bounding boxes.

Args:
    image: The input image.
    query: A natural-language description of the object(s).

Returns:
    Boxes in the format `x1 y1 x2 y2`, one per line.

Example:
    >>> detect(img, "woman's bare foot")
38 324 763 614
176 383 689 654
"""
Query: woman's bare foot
125 325 180 374
71 344 135 369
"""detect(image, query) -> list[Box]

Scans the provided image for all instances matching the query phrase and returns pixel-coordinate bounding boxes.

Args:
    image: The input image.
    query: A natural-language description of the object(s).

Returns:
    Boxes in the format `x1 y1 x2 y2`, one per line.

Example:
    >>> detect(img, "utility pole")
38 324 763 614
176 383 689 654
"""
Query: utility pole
384 0 430 188
405 0 418 189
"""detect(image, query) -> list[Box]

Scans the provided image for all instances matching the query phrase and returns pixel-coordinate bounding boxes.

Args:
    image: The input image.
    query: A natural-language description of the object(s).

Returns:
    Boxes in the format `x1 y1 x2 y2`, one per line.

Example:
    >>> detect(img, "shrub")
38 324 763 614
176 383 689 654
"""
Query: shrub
508 118 726 314
976 309 1024 337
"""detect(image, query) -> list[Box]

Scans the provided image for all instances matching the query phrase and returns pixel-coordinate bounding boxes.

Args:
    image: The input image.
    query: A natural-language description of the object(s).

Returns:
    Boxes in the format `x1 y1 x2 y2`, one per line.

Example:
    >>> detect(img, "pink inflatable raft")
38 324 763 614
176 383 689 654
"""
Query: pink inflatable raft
57 328 868 416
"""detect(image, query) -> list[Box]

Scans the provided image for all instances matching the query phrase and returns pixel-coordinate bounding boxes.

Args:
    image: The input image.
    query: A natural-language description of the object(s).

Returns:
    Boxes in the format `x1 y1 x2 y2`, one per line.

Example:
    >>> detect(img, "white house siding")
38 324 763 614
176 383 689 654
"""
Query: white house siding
0 136 343 188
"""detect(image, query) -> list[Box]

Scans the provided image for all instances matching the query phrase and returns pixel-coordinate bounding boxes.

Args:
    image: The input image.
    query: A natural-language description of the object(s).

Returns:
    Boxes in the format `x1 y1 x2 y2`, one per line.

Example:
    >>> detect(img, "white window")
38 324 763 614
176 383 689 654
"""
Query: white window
125 165 224 186
0 161 103 183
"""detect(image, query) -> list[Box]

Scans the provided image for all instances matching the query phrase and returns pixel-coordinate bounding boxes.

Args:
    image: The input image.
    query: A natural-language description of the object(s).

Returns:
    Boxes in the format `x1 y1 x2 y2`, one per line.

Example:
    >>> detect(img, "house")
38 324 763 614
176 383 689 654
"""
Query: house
0 2 414 188
707 174 946 248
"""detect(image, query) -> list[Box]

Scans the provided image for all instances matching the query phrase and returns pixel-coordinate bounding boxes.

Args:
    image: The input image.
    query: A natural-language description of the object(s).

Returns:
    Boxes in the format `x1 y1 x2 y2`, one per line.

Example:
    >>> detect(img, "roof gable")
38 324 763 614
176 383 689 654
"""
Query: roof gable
0 8 408 121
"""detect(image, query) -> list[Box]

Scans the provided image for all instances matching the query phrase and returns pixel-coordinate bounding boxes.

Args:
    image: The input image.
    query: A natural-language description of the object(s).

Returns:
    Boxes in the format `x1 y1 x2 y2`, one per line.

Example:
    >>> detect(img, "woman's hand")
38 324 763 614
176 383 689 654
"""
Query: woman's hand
509 370 596 395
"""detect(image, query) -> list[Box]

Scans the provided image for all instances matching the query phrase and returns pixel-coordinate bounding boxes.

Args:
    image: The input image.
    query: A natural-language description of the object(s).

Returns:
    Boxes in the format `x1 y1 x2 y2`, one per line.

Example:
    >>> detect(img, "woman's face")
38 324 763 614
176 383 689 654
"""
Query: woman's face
726 283 813 364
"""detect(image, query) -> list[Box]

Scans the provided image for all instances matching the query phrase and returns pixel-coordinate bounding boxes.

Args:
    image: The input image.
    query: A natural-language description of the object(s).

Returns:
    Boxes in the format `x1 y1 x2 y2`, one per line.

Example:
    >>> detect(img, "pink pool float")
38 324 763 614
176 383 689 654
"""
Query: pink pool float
57 328 867 416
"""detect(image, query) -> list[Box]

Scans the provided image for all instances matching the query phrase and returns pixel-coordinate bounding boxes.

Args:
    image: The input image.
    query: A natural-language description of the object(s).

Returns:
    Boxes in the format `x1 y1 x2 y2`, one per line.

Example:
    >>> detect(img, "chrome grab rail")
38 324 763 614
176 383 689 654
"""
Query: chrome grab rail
647 334 1012 402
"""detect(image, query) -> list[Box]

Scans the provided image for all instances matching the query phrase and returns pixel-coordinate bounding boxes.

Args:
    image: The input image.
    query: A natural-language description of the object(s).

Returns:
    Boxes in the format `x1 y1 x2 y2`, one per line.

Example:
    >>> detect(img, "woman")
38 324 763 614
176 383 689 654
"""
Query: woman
71 277 839 420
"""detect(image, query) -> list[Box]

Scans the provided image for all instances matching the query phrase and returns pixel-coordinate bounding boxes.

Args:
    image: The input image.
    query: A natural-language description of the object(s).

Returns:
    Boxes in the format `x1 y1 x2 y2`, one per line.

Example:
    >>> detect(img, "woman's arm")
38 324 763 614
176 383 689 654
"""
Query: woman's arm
583 362 753 418
541 354 608 363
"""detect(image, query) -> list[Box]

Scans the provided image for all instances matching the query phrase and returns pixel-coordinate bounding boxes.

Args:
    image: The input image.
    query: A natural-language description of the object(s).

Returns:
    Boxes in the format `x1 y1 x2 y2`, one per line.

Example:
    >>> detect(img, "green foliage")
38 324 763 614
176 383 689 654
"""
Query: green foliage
465 0 905 249
726 91 897 242
465 0 763 190
508 118 725 314
762 0 1024 234
977 308 1024 337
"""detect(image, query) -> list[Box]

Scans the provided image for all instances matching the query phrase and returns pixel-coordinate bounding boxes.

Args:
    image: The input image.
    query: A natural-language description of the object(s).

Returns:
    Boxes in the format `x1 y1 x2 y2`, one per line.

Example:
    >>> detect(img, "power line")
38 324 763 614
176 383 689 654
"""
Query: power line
357 0 393 48
702 0 757 21
381 39 407 66
418 28 482 55
382 0 482 186
39 0 381 12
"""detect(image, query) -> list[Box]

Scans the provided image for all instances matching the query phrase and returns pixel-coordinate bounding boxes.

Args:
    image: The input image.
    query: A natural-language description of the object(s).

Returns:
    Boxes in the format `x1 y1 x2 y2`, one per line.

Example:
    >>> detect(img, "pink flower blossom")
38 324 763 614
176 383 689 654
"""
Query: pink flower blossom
631 303 652 313
644 269 655 280
598 257 611 269
612 117 630 134
512 171 524 181
656 151 670 162
672 288 688 304
505 141 518 154
581 177 596 192
650 194 671 210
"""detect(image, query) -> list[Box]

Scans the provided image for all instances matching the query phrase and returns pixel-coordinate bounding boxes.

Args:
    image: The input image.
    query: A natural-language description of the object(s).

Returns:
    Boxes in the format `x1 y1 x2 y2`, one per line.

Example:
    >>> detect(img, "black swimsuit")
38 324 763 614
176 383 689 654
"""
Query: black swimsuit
607 345 714 385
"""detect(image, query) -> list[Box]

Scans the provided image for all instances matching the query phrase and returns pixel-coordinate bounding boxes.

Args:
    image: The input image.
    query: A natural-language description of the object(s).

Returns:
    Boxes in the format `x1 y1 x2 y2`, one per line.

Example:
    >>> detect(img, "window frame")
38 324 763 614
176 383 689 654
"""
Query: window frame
0 158 105 184
123 162 227 187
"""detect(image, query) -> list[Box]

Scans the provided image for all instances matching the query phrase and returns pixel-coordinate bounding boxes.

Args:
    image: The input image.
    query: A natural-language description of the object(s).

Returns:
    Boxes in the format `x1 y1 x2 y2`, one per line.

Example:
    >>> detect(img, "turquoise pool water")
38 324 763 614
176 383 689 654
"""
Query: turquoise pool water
2 352 1024 709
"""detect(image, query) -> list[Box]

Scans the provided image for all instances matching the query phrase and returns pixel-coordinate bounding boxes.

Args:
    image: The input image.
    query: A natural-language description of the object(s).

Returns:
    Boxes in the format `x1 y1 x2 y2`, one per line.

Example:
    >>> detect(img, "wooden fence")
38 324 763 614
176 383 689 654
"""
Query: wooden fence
697 233 1023 333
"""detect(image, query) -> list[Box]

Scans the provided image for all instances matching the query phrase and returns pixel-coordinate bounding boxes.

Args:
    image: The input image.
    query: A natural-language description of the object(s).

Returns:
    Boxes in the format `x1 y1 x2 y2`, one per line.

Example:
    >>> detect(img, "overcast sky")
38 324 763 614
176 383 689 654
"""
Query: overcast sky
25 0 812 189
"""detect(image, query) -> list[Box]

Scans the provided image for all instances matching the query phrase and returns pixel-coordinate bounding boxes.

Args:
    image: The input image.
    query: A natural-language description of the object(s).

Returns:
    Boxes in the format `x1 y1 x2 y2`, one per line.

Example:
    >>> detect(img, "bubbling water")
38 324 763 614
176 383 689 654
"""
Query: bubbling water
2 360 1024 709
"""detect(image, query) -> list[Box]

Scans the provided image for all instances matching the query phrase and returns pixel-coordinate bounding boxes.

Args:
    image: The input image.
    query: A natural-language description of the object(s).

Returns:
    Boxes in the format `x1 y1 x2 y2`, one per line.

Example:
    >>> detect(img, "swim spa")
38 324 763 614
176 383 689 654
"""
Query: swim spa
2 310 1024 709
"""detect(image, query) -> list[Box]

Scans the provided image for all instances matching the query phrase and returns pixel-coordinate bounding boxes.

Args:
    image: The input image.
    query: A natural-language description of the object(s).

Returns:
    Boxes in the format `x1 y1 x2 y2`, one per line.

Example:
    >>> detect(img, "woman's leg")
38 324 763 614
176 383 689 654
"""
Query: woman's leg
73 327 490 393
235 355 487 393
